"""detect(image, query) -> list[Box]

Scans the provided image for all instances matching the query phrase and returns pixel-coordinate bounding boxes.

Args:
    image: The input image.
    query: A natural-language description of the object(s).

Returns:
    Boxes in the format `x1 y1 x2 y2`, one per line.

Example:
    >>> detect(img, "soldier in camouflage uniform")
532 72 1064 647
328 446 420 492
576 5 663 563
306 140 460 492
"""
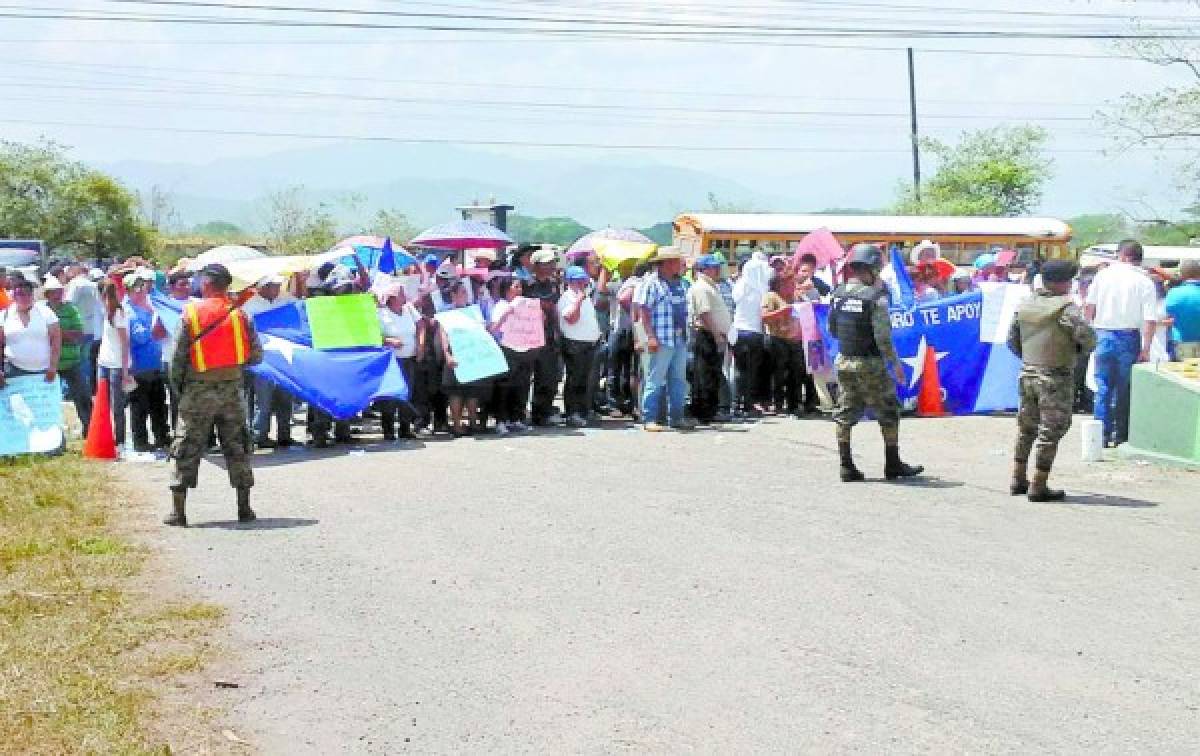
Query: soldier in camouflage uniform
829 244 924 482
1007 260 1096 502
166 264 263 527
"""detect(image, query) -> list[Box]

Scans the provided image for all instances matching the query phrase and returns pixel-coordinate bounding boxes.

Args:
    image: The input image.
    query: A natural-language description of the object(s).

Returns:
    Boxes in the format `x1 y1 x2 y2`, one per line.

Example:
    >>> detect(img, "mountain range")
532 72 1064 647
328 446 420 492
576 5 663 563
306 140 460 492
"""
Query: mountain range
103 142 808 232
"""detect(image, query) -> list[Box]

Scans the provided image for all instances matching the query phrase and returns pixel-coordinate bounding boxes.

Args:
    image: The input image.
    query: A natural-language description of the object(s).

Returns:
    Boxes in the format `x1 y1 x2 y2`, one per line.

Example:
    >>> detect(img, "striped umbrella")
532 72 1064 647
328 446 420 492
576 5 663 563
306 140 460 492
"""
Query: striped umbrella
409 220 513 251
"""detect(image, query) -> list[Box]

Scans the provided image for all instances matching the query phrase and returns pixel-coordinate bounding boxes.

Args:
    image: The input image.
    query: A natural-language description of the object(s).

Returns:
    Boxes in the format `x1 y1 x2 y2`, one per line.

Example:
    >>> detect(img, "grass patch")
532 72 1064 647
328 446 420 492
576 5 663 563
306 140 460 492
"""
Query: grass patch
0 452 222 754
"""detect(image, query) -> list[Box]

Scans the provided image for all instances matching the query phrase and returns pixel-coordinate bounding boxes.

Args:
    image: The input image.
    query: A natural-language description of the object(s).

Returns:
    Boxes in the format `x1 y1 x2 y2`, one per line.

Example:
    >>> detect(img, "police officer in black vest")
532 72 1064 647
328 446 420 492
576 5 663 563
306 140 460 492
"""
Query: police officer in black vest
828 244 924 482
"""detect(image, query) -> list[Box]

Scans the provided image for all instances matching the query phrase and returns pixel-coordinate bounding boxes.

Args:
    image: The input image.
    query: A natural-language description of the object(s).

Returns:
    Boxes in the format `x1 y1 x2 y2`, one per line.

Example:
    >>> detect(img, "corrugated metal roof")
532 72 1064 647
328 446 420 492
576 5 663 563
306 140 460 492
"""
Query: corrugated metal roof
675 213 1072 239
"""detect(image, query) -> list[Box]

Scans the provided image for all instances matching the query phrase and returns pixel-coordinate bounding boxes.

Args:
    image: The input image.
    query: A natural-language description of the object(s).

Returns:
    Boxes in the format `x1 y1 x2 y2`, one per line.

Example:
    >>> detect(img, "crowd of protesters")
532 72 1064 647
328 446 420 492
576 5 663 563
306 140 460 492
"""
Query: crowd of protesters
2 236 1198 451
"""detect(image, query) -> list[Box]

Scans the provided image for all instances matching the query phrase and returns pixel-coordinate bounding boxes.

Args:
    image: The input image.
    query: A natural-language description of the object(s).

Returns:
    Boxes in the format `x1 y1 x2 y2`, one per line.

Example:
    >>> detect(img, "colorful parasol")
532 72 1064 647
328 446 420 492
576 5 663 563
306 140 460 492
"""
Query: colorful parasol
409 220 513 251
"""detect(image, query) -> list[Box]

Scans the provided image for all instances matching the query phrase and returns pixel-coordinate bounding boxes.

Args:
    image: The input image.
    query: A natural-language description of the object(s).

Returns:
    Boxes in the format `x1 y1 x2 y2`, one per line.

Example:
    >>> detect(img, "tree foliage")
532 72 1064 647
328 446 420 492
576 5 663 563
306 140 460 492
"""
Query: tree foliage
258 185 338 255
0 139 153 257
894 126 1052 216
1067 214 1132 251
508 215 592 247
191 220 246 239
368 208 420 244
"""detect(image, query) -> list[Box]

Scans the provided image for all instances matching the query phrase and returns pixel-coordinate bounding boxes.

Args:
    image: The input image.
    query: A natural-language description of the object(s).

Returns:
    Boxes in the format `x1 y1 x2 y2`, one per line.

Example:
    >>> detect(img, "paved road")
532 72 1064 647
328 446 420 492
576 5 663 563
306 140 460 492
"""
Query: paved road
124 415 1199 753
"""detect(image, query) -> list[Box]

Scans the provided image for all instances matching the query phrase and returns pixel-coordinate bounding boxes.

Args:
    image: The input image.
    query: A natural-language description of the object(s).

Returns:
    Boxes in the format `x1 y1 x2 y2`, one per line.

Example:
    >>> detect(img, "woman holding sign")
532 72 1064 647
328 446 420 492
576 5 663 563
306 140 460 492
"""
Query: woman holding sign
376 284 419 441
0 277 63 386
441 282 491 438
489 276 533 435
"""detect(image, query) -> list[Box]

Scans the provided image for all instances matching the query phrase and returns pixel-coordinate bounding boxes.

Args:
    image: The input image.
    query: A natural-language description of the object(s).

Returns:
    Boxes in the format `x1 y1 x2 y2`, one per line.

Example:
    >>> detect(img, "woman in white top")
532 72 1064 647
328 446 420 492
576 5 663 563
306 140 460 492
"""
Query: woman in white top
94 279 132 447
488 275 531 435
557 265 601 428
375 283 420 441
0 276 62 386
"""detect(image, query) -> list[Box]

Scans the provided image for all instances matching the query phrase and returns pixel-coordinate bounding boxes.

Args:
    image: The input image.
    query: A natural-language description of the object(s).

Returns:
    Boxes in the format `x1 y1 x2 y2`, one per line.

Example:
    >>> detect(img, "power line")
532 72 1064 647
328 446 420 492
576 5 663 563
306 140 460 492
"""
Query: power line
0 57 1114 110
0 75 1099 121
0 116 1158 153
2 8 1199 40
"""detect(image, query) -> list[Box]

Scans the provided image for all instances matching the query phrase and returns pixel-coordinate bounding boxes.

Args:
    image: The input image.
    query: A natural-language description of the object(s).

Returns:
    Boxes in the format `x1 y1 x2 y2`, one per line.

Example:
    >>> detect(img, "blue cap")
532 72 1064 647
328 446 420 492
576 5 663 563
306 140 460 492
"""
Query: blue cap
564 265 589 282
696 254 721 270
422 254 439 267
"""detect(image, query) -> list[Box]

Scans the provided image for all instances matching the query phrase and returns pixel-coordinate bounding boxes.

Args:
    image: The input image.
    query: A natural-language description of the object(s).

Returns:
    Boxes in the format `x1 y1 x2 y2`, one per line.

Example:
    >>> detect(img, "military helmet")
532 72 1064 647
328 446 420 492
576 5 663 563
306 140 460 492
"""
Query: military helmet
846 243 884 269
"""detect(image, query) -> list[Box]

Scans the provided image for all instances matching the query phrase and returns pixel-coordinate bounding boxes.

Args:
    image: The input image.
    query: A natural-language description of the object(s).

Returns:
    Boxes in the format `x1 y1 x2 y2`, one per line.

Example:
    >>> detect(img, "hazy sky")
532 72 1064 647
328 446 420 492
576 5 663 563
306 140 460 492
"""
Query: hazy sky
5 0 1200 218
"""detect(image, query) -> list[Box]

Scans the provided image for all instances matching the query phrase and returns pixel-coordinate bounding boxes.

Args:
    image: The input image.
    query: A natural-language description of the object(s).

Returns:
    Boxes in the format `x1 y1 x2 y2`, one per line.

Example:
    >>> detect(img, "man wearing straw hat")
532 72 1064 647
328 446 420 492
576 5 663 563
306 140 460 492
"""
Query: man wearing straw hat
634 246 695 431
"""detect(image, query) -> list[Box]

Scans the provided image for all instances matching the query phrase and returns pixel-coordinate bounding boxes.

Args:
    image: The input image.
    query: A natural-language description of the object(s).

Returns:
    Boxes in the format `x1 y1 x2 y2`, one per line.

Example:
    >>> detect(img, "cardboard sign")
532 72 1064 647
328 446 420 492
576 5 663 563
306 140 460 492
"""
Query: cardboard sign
0 376 65 457
306 293 383 350
500 297 545 351
436 307 508 383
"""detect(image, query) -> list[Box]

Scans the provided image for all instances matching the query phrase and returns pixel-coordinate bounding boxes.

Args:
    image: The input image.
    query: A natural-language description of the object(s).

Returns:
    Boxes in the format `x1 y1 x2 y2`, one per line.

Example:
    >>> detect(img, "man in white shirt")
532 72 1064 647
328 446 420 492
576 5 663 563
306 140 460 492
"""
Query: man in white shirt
1084 240 1157 446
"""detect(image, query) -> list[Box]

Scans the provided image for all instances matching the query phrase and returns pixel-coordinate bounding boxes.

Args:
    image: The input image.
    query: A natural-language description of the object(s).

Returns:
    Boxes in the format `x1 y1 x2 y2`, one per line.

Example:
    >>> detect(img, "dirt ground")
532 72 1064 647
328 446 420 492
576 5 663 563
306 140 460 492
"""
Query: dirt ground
121 414 1198 753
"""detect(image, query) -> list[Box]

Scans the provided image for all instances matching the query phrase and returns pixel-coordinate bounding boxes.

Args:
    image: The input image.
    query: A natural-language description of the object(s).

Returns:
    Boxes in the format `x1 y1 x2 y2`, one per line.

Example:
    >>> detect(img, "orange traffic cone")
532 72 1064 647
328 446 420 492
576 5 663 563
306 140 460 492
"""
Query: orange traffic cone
82 377 118 460
915 344 949 418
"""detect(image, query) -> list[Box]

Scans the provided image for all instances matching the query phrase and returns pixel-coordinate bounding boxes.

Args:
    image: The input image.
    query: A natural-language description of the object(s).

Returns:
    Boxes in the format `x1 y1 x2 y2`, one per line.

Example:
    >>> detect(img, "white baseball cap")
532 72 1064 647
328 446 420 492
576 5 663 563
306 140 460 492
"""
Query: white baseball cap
42 274 64 291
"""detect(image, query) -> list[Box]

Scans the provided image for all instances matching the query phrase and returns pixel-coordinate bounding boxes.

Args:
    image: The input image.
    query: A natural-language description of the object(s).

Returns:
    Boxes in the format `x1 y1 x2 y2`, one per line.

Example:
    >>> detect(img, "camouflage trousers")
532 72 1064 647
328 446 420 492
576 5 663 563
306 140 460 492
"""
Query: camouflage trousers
169 379 254 492
833 355 900 445
1015 366 1073 473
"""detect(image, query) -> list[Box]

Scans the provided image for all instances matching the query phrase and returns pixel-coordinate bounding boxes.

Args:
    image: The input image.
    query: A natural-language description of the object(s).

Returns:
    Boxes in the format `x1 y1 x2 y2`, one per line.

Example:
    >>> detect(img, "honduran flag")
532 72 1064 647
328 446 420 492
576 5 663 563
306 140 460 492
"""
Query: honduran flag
815 282 1030 415
152 292 409 419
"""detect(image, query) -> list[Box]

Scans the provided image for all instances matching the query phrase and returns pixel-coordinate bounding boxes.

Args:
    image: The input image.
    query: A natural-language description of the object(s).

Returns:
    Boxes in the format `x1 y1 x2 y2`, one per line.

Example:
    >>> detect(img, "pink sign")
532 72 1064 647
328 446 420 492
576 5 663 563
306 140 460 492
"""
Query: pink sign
792 302 819 343
500 297 545 351
792 228 845 269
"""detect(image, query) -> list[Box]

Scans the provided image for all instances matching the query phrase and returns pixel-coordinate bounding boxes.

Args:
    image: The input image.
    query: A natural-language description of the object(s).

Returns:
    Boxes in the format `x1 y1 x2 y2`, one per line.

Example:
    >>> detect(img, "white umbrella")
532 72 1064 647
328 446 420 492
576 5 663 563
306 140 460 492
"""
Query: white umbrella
187 244 267 272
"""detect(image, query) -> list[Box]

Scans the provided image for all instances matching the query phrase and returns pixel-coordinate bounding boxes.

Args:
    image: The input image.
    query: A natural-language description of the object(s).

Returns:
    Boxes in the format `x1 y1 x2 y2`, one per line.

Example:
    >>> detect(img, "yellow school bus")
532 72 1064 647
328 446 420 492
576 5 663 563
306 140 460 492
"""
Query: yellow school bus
672 213 1073 266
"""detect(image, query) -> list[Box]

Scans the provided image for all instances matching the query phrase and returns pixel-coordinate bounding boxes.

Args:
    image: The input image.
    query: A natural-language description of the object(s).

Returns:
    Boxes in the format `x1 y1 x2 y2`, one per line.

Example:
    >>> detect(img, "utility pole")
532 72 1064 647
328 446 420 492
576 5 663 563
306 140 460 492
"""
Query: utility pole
907 47 922 206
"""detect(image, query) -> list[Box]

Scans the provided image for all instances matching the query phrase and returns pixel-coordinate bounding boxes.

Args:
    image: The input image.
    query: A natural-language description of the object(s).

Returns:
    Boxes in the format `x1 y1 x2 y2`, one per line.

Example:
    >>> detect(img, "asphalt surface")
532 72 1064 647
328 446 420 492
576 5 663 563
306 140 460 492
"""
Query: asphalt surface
122 414 1199 753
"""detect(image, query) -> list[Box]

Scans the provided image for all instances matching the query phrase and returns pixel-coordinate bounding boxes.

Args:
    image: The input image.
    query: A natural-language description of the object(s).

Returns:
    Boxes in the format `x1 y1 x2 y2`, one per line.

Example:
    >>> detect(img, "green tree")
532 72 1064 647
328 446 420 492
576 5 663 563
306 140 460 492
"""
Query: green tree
369 208 420 244
1067 213 1132 251
508 215 592 247
192 220 246 239
0 139 152 257
259 186 337 255
894 126 1052 216
639 222 674 246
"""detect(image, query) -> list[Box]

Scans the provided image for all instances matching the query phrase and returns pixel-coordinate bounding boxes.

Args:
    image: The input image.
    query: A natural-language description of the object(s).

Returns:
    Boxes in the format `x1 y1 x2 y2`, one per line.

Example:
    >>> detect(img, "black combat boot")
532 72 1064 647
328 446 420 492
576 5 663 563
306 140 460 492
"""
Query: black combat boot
839 442 865 482
1010 461 1029 496
236 487 257 522
164 490 187 527
884 446 924 480
1027 470 1066 502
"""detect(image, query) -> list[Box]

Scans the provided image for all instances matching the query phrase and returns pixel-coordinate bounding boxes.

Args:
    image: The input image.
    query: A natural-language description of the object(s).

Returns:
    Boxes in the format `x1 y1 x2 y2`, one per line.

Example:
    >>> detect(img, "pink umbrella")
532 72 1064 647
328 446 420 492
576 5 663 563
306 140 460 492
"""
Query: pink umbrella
791 228 846 269
409 220 513 251
567 227 652 260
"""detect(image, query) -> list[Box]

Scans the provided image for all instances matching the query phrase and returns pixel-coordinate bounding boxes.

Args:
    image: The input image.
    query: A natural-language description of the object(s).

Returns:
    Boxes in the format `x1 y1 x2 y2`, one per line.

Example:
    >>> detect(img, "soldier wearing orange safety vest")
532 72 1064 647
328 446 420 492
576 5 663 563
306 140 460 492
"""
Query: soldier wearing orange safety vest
166 263 263 527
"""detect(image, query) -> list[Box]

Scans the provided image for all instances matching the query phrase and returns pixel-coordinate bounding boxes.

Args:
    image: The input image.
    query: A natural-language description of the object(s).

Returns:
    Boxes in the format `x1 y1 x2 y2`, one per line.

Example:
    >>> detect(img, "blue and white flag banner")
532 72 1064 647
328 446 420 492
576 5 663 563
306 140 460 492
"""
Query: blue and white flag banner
815 283 1031 414
152 292 408 419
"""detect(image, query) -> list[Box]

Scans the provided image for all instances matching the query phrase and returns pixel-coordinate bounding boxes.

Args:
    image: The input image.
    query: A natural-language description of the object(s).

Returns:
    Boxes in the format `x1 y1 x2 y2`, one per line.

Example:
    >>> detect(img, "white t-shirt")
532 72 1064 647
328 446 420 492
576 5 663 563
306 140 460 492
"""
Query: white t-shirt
490 298 514 344
378 305 418 359
65 276 101 336
96 308 130 370
1 303 59 371
557 289 601 343
1085 261 1158 330
731 276 765 333
161 296 192 366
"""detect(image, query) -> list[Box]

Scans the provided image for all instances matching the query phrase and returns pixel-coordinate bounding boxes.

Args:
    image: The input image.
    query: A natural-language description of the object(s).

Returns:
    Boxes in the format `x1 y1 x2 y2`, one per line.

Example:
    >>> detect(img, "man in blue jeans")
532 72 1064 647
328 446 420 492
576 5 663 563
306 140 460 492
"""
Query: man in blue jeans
1085 240 1158 447
635 247 695 432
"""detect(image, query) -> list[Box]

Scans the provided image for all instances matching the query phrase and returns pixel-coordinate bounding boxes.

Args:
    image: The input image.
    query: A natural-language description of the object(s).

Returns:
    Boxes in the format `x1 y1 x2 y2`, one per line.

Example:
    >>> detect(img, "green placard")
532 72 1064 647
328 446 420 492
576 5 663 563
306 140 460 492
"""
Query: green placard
306 294 383 350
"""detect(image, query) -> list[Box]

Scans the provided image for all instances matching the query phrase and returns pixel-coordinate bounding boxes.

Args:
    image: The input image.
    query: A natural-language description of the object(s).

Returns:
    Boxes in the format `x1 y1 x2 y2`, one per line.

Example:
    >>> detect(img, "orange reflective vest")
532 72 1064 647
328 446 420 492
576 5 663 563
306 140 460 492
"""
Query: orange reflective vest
185 297 251 373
